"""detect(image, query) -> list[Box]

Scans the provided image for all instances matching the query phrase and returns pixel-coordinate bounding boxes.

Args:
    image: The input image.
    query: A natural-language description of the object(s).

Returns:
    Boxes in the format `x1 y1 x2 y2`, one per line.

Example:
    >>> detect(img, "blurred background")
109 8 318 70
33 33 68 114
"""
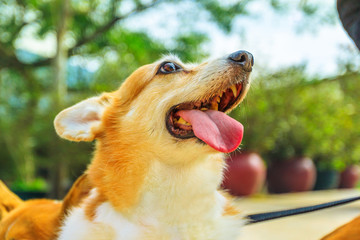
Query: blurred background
0 0 359 199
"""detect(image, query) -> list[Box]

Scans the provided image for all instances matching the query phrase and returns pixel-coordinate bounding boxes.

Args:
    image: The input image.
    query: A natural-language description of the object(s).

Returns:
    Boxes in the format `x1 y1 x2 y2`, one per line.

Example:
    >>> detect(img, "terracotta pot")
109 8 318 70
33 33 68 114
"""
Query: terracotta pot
267 156 316 194
339 165 360 189
222 152 266 196
313 169 340 190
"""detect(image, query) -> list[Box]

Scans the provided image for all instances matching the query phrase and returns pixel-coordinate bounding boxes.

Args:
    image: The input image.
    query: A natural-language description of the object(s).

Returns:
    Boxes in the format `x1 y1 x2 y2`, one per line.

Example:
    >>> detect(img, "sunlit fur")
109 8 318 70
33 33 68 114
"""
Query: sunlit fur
0 174 92 240
0 199 62 240
0 180 23 221
55 54 251 239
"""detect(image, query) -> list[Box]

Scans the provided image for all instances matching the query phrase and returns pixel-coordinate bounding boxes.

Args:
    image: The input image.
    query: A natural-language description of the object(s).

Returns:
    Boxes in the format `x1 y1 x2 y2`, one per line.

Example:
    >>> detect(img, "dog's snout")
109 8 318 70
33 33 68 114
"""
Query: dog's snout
228 50 254 72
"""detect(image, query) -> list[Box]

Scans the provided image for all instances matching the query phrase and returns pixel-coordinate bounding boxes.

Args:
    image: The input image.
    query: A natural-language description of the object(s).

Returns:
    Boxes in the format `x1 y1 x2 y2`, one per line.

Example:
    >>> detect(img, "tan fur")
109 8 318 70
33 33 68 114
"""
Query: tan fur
0 199 62 240
0 174 92 240
0 181 23 221
321 215 360 240
84 191 106 221
60 174 92 221
221 191 242 216
55 54 252 239
83 56 251 214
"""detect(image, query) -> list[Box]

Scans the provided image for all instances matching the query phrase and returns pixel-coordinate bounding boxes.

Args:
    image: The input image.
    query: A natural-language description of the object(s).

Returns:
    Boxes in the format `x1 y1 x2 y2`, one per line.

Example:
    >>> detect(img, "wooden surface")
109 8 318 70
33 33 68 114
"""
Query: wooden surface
236 189 360 240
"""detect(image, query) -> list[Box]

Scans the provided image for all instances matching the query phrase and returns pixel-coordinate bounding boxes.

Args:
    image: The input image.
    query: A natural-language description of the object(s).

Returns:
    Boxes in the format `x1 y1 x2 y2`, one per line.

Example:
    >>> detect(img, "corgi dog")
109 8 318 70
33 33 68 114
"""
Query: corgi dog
0 174 91 240
54 50 254 240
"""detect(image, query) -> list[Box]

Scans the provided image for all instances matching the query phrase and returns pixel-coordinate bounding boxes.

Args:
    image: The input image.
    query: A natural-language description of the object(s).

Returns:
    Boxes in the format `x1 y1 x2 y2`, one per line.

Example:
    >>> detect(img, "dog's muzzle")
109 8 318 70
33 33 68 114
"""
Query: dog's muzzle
165 50 254 153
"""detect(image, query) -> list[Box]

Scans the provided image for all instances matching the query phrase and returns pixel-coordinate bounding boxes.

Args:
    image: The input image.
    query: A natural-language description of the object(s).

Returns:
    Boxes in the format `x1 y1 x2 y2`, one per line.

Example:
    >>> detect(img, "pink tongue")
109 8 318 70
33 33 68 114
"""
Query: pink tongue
177 110 243 153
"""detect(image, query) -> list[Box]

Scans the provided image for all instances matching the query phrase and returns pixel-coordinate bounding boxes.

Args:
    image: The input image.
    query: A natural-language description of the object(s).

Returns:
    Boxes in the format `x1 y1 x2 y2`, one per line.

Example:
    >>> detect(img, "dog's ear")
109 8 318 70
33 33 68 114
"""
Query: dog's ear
54 94 113 141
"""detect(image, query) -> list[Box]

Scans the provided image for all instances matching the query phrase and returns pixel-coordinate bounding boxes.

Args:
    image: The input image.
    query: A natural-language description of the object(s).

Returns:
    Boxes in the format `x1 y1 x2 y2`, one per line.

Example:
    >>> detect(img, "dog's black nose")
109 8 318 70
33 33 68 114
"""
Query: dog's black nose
228 50 254 72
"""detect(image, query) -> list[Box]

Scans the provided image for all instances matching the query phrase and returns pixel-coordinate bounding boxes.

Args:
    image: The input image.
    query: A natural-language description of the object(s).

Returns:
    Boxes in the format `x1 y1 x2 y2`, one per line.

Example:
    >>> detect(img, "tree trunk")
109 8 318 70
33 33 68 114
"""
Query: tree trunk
50 0 70 199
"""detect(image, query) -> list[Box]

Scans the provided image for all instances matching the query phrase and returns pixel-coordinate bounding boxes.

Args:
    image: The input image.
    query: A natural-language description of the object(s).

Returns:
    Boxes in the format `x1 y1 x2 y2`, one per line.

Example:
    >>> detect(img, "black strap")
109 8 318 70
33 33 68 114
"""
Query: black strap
245 195 360 225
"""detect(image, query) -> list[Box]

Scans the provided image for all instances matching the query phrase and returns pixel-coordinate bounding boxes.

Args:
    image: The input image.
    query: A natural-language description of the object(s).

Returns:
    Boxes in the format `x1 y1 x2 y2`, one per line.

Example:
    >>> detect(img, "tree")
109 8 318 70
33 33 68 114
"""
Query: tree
232 66 360 171
0 0 343 197
0 0 252 197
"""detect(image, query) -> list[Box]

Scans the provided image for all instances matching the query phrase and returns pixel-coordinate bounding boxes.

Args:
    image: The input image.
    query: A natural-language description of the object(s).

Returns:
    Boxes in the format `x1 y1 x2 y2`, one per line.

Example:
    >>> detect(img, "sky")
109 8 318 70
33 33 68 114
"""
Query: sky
122 0 357 77
208 1 354 76
15 0 357 77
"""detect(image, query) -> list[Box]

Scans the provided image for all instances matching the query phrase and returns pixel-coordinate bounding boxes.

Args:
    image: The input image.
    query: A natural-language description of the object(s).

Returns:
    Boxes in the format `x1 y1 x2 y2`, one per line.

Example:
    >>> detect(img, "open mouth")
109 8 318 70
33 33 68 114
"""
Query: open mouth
165 82 245 153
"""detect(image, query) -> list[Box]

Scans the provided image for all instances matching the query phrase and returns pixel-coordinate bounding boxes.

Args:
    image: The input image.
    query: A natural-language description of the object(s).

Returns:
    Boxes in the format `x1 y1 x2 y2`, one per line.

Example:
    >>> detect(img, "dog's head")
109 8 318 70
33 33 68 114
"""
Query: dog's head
54 51 253 163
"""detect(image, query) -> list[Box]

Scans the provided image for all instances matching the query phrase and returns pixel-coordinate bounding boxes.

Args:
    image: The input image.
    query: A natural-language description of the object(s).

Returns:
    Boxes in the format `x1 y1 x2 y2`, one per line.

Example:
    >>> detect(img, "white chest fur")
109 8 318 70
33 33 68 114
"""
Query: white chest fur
58 157 243 240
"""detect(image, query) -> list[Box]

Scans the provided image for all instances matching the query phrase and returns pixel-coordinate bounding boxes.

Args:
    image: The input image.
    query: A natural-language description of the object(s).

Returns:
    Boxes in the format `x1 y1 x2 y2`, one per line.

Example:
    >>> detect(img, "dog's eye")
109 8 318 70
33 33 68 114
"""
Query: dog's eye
159 62 182 74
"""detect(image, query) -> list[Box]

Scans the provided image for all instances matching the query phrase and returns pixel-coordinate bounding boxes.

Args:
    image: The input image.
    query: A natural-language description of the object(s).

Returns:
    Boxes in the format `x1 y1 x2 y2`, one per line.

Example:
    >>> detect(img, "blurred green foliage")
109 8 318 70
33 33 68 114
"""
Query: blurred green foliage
0 0 248 194
11 177 48 192
0 0 358 195
232 67 360 171
91 29 209 92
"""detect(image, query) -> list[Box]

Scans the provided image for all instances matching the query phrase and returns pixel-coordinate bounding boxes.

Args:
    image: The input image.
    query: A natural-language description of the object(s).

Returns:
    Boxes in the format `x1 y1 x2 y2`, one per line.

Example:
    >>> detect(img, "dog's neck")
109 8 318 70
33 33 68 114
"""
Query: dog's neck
87 140 226 219
136 154 226 221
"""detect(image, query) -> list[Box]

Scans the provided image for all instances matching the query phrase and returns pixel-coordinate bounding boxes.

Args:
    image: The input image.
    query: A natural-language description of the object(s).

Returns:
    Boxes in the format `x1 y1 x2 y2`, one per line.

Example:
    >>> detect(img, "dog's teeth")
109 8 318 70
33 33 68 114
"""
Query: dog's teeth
230 85 238 97
216 96 221 103
219 92 223 98
201 108 208 111
178 117 191 125
211 102 218 111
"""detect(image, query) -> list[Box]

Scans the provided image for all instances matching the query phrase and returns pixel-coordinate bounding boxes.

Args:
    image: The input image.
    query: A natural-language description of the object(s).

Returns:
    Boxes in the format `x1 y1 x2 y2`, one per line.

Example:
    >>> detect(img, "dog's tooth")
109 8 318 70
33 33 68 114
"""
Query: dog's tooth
178 117 190 125
211 102 218 111
219 92 223 98
201 108 208 111
216 96 221 103
230 85 238 97
177 117 185 124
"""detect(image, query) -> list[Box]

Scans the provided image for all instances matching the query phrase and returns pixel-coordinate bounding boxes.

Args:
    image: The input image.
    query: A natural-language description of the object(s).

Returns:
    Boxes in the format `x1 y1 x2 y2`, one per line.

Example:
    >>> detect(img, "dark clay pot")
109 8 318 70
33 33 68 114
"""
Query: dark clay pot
267 157 316 194
313 169 340 190
339 165 360 189
222 152 266 196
